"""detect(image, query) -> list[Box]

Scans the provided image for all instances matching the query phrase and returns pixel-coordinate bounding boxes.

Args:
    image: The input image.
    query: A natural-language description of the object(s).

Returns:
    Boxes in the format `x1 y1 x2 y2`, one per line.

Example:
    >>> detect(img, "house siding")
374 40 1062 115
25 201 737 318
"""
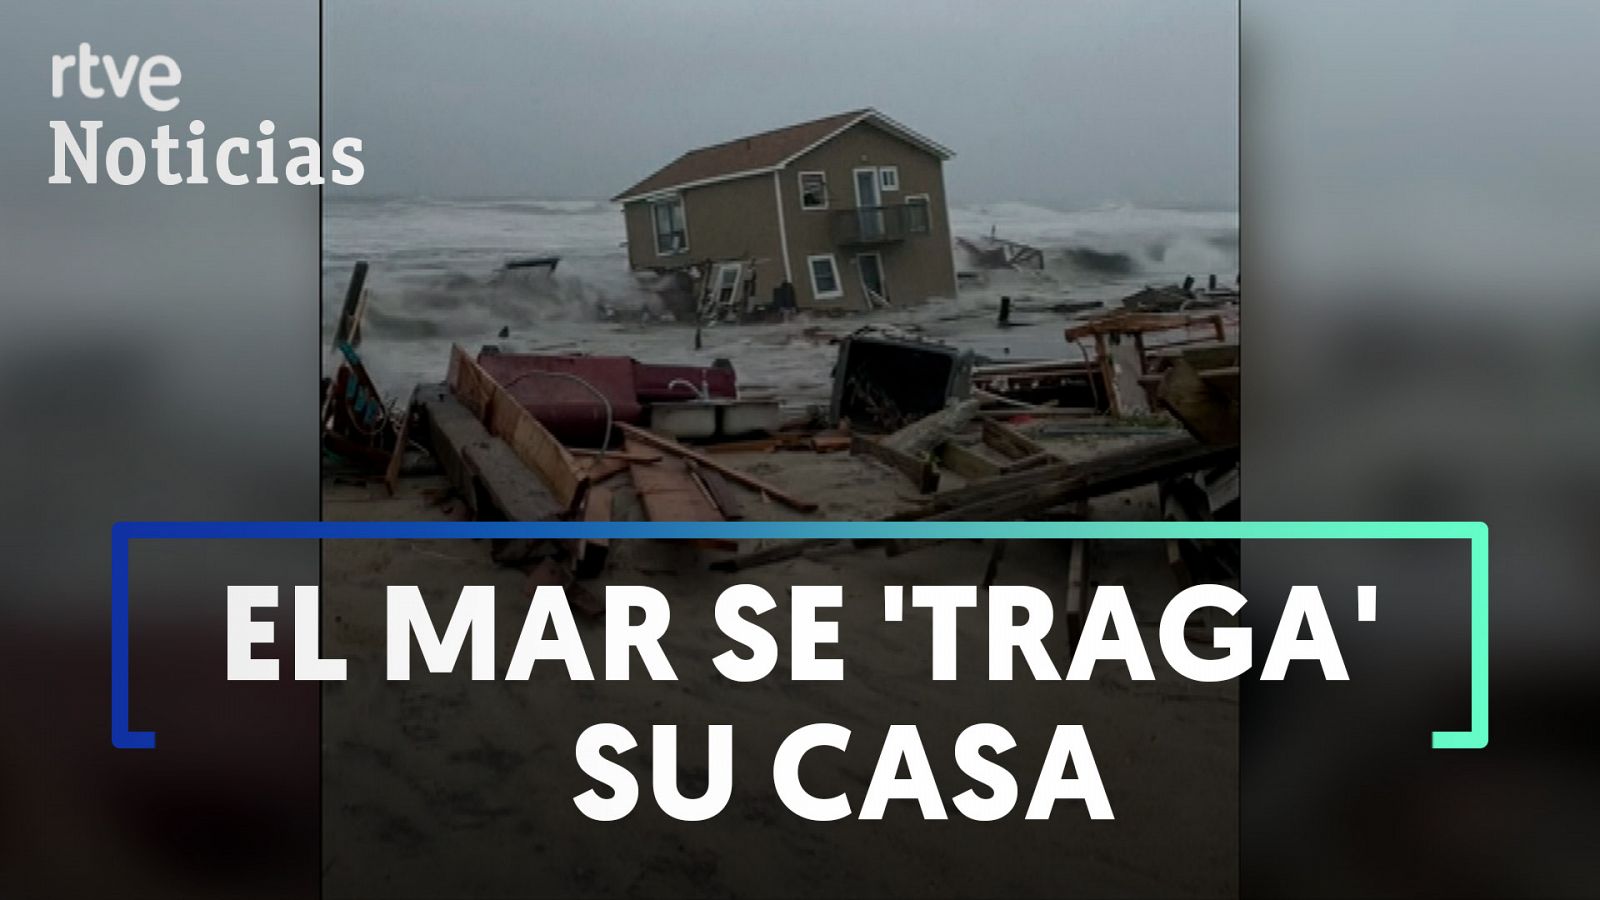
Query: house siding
779 121 958 309
621 175 787 310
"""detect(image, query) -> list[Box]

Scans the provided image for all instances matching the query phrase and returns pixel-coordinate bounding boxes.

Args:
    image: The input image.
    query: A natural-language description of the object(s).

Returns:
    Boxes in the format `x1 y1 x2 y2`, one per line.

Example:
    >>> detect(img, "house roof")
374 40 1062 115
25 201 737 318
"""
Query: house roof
611 108 954 203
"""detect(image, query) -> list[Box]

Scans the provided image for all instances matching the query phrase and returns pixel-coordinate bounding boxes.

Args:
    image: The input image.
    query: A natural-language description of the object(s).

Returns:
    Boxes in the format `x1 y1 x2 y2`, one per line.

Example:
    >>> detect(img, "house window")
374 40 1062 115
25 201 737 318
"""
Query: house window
904 194 931 234
711 262 743 305
651 197 688 255
878 166 900 192
807 254 843 300
799 171 828 210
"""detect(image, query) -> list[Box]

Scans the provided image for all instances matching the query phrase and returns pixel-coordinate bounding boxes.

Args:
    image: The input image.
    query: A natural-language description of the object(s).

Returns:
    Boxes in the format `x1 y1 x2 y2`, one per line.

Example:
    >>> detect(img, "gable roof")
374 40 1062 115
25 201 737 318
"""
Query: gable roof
612 108 953 203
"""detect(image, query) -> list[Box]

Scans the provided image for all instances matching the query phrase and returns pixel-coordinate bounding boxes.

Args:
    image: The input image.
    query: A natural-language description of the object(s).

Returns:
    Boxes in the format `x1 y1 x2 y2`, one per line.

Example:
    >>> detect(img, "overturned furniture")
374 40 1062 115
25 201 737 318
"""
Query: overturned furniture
830 331 974 432
472 349 783 446
1059 310 1235 418
1147 341 1241 583
407 343 818 576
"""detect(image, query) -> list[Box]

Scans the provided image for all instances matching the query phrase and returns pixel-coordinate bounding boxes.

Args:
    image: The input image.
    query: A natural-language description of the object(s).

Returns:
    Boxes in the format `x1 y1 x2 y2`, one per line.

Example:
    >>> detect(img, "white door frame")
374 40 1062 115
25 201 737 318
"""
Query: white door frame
852 166 884 240
852 166 882 207
704 261 744 313
856 252 886 303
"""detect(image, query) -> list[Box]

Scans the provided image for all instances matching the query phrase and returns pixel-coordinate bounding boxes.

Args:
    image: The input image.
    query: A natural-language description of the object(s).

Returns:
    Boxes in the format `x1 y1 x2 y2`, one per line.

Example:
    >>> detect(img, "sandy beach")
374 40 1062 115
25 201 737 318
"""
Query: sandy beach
321 428 1238 897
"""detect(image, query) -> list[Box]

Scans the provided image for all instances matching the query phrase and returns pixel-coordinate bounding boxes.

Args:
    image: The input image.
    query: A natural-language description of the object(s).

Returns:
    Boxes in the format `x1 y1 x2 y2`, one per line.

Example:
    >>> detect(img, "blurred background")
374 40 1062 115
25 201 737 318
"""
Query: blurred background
0 0 320 896
1242 1 1600 896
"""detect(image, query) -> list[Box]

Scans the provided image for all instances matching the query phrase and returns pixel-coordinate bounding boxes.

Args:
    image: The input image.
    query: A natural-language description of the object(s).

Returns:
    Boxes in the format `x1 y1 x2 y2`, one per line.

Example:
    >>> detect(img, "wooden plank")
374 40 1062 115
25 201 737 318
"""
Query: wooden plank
810 434 852 453
572 486 613 579
1198 366 1241 404
617 422 818 512
1101 337 1150 417
582 456 633 485
416 384 474 500
938 441 1000 481
881 398 983 458
628 441 724 523
1000 452 1054 475
331 261 369 350
851 433 940 493
981 418 1049 461
911 440 1237 523
448 344 588 512
461 441 565 523
383 388 414 496
417 384 562 525
570 448 662 464
689 463 746 521
1148 341 1239 372
1064 311 1226 341
1156 358 1239 446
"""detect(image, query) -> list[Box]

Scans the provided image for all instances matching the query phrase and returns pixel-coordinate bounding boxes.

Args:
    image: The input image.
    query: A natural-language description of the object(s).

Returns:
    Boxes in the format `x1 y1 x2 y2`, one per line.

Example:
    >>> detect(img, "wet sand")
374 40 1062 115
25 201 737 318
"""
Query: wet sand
321 437 1238 898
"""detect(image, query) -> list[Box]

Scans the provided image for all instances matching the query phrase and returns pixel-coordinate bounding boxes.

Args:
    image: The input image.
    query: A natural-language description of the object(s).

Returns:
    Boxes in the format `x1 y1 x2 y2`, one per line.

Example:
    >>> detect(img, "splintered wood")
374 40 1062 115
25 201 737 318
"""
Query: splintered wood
416 384 561 523
626 439 723 523
447 343 588 513
852 433 940 493
616 422 818 513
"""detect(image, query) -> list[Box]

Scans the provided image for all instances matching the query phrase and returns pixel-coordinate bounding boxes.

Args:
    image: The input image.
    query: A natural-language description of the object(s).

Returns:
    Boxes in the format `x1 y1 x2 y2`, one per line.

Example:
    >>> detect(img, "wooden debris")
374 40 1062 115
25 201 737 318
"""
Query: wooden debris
448 344 588 513
570 448 662 464
1147 341 1239 373
690 463 745 521
1156 358 1239 446
881 397 982 458
331 261 369 350
851 433 940 494
973 389 1076 415
907 436 1237 521
526 558 603 618
616 422 818 513
415 384 561 524
1096 334 1151 417
1063 311 1228 343
981 417 1050 461
571 487 612 579
383 390 414 495
810 434 852 453
461 440 565 523
937 441 1000 481
627 440 724 523
323 342 397 470
581 456 633 485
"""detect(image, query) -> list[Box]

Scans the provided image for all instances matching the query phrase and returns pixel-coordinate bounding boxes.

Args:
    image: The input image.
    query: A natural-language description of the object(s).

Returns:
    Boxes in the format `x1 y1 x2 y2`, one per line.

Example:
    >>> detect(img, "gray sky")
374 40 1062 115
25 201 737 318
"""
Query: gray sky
326 0 1237 208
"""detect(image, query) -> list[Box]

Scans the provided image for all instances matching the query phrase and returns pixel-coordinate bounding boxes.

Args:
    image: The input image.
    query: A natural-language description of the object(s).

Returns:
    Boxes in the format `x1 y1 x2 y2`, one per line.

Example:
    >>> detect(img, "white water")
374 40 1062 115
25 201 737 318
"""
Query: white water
323 198 1238 409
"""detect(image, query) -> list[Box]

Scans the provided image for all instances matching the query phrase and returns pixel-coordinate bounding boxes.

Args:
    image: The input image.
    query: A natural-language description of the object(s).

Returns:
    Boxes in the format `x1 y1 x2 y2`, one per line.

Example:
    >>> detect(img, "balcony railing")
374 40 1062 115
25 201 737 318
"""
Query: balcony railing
830 205 929 245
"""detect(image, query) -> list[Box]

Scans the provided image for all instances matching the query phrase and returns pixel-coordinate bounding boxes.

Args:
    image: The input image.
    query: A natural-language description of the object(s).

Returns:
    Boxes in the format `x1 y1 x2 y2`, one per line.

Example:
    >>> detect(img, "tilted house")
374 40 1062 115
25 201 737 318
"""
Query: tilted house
613 109 958 313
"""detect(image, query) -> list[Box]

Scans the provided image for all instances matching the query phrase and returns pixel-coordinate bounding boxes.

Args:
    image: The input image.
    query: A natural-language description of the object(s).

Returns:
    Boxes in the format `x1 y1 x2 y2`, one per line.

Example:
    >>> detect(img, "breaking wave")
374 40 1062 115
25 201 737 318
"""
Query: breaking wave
951 201 1238 284
324 197 1239 343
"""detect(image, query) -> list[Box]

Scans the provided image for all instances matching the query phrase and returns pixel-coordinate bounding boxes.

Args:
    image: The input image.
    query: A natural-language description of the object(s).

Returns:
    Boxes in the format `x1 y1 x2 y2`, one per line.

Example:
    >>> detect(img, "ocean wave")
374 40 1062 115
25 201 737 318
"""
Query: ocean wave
324 197 1239 341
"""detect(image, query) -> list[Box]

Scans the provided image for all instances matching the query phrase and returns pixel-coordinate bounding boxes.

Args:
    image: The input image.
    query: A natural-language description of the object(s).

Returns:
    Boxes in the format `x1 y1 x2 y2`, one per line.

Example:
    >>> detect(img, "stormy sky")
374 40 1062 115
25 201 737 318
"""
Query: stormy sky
325 0 1238 209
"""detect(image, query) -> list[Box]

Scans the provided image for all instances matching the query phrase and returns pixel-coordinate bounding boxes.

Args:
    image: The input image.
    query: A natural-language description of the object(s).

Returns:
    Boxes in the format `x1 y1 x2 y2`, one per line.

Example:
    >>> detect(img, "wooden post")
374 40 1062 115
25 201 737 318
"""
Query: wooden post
332 260 369 349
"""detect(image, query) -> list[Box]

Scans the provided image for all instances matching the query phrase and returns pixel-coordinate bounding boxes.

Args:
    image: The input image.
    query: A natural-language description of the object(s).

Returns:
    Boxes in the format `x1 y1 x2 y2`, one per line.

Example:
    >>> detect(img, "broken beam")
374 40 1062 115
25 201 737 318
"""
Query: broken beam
617 422 818 512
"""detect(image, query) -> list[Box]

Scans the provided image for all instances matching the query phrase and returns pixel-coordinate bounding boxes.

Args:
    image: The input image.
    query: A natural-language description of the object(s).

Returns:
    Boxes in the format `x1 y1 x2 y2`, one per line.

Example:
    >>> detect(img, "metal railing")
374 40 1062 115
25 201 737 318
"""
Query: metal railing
830 205 929 245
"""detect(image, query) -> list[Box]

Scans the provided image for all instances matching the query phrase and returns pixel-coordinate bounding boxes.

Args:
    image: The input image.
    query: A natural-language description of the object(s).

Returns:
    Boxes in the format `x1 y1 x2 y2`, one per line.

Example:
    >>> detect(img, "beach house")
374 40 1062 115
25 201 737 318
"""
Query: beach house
612 109 957 314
